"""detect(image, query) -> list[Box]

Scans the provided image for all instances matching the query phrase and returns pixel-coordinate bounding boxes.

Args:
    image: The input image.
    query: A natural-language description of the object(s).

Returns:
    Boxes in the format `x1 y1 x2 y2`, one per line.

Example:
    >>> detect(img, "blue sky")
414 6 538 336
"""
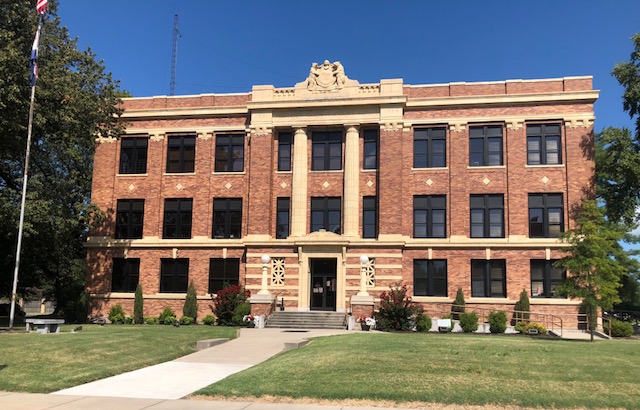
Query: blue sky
55 1 640 239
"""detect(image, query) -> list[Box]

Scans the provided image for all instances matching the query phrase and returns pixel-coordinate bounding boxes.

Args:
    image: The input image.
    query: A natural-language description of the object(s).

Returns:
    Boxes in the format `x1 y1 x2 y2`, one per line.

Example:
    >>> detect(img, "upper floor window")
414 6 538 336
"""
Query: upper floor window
166 135 195 173
119 137 148 174
414 259 447 296
527 124 562 165
470 194 504 238
215 134 244 172
531 260 565 298
163 198 192 239
414 127 446 168
529 193 563 238
276 197 290 239
115 199 144 239
312 131 342 171
278 132 292 171
362 196 377 238
160 258 189 293
471 259 506 298
111 258 140 292
209 258 240 294
414 195 446 238
212 198 242 239
469 125 503 167
311 197 341 234
363 129 378 170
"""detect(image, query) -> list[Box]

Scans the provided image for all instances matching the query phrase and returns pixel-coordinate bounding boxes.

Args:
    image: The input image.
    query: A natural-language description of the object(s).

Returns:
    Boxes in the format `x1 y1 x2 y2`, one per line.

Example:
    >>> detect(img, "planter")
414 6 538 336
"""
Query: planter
360 323 370 331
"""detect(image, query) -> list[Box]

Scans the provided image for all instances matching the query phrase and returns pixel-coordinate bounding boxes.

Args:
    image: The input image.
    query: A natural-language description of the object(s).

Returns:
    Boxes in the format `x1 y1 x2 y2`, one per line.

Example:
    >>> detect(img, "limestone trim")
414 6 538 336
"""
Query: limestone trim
448 122 467 133
507 120 524 131
249 126 273 136
96 135 117 144
290 127 308 236
121 106 248 120
405 90 599 109
380 122 403 132
564 117 595 129
408 113 595 128
125 126 246 136
343 125 360 236
530 298 580 305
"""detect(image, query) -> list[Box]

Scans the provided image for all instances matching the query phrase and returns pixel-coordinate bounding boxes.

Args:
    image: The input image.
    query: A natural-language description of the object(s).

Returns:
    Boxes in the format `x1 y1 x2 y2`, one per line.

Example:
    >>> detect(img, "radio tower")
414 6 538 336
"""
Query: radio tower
170 14 179 96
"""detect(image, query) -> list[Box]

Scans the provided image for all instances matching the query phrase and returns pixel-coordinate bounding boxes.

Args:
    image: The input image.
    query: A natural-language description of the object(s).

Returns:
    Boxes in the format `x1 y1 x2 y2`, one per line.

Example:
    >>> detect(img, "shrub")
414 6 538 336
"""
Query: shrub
108 304 125 324
488 310 507 333
212 284 251 326
202 314 216 326
514 321 527 333
179 316 194 326
133 284 144 324
524 322 548 335
158 306 175 324
375 283 422 331
609 319 633 337
459 311 479 333
124 316 134 325
144 316 157 325
451 288 466 319
513 289 530 323
232 303 251 326
415 312 432 332
183 281 198 321
163 315 177 325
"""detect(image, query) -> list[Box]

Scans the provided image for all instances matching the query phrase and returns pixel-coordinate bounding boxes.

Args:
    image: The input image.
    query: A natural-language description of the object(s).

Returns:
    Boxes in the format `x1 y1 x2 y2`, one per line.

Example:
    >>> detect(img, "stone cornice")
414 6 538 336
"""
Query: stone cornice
405 90 599 109
247 95 407 111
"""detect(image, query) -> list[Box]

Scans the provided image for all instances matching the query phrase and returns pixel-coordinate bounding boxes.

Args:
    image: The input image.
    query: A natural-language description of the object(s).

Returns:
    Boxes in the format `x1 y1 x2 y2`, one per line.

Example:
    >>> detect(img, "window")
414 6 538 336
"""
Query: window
278 132 292 171
414 127 446 168
160 258 189 293
163 198 192 239
212 198 242 239
471 260 506 297
363 129 378 170
119 137 148 174
215 134 244 172
111 258 139 292
469 125 503 166
276 197 290 239
208 258 240 294
362 196 377 238
529 194 563 238
531 260 566 298
414 260 447 296
470 194 504 238
311 197 341 233
115 199 144 239
166 135 195 173
413 195 446 238
312 131 342 170
527 124 562 165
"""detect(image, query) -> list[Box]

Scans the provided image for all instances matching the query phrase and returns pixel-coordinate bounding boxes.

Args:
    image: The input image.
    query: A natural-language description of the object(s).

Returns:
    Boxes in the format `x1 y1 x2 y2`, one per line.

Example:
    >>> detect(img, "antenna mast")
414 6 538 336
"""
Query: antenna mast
170 14 179 96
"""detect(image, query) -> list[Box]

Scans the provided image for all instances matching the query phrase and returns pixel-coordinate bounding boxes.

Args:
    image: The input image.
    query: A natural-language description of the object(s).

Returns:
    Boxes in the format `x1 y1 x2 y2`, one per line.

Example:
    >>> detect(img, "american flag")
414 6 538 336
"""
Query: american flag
29 28 40 86
36 0 48 15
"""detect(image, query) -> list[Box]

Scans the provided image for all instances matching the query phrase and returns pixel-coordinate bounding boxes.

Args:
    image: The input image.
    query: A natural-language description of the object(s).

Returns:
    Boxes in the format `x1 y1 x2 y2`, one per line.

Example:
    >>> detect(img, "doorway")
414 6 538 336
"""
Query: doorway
310 258 337 311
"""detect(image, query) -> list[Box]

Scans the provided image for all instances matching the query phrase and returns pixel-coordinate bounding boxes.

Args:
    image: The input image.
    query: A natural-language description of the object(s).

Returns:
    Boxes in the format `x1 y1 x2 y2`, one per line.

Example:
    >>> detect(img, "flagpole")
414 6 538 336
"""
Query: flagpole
9 14 43 329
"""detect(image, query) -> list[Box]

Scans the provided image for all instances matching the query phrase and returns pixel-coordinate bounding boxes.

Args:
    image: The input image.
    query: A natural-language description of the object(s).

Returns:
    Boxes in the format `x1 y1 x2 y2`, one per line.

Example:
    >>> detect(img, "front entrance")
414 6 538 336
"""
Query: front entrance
310 258 337 311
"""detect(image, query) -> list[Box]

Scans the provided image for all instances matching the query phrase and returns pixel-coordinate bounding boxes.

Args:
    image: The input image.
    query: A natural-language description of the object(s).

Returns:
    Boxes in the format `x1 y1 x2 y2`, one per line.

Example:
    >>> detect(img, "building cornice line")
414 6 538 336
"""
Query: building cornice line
405 90 599 109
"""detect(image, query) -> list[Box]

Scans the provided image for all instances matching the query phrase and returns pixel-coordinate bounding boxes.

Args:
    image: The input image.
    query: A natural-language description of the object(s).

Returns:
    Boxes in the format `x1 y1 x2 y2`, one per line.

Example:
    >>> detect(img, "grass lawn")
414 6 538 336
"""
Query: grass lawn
196 333 640 409
0 324 236 393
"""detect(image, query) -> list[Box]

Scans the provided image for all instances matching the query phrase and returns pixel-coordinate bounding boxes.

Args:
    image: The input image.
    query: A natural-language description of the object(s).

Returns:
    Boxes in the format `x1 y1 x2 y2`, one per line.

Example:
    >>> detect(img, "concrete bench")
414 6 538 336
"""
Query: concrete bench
25 318 65 334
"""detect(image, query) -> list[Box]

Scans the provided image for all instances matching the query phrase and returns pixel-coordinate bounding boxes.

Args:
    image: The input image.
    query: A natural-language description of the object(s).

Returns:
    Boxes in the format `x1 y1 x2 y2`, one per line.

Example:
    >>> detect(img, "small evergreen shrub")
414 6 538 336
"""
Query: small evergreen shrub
514 321 527 333
524 322 548 335
124 316 134 325
375 283 422 331
183 281 198 321
179 316 194 325
144 316 157 325
133 284 144 324
415 312 432 332
158 306 176 324
513 289 530 323
451 288 466 320
609 319 633 337
202 314 216 326
212 284 251 326
488 310 507 333
163 315 177 325
459 311 479 333
232 303 251 326
108 304 125 324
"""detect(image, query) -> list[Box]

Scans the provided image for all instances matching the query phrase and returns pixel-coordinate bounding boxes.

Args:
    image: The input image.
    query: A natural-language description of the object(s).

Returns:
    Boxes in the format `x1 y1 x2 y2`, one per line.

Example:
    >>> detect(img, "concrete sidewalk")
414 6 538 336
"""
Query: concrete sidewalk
52 328 350 400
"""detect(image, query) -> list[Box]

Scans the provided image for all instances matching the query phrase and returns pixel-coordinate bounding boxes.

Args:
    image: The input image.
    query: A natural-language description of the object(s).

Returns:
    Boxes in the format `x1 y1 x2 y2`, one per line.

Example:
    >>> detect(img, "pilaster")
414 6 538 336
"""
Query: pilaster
343 125 360 237
291 128 308 236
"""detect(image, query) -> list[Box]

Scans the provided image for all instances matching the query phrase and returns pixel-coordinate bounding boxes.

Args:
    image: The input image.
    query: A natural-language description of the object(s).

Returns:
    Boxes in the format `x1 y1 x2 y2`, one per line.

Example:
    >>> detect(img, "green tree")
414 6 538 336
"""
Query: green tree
555 199 627 341
612 33 640 140
451 287 465 319
0 1 125 317
183 281 198 321
133 284 144 324
514 289 530 322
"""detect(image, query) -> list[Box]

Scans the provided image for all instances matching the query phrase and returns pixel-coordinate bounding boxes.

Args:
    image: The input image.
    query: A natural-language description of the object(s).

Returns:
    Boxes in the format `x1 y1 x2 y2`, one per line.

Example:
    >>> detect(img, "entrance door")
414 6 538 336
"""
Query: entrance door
310 258 337 311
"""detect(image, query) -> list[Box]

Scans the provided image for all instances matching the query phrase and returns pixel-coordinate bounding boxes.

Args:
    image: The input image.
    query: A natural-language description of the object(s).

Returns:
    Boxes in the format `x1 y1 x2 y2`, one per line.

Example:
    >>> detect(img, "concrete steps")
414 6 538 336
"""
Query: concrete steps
266 311 346 329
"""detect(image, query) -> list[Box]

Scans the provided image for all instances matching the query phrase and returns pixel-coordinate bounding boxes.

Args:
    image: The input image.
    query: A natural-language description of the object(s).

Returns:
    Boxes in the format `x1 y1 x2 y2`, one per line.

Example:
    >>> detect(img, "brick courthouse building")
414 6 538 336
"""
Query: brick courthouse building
86 61 597 326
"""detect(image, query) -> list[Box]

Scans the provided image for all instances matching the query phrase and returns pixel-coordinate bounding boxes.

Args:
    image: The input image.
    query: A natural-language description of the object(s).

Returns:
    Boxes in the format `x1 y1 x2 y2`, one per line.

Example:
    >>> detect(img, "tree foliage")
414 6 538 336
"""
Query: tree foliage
0 1 125 315
612 33 640 138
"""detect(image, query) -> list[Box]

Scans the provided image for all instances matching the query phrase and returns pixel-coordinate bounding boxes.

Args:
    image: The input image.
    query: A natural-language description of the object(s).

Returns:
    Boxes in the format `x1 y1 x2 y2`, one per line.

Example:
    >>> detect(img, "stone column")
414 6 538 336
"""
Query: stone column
343 125 360 237
290 127 308 236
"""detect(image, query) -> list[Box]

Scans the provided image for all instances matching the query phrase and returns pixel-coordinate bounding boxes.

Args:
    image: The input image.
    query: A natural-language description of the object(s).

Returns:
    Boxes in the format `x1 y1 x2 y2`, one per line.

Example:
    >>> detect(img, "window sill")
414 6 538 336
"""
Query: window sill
467 298 511 303
530 298 578 305
310 170 344 173
525 164 565 168
211 171 246 175
411 167 449 171
412 296 451 303
467 165 506 170
276 170 292 174
116 173 148 177
361 168 378 172
163 172 196 176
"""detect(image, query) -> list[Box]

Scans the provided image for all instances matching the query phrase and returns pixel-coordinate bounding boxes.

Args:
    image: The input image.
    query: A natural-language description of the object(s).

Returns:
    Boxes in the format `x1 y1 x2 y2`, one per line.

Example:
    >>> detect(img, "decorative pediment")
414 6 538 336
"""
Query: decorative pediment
294 229 350 246
296 60 359 93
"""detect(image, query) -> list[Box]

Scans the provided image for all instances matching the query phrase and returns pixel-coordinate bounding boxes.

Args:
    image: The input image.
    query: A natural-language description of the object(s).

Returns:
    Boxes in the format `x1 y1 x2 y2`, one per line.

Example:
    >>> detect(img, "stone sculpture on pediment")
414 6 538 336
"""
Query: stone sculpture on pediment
302 60 357 92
